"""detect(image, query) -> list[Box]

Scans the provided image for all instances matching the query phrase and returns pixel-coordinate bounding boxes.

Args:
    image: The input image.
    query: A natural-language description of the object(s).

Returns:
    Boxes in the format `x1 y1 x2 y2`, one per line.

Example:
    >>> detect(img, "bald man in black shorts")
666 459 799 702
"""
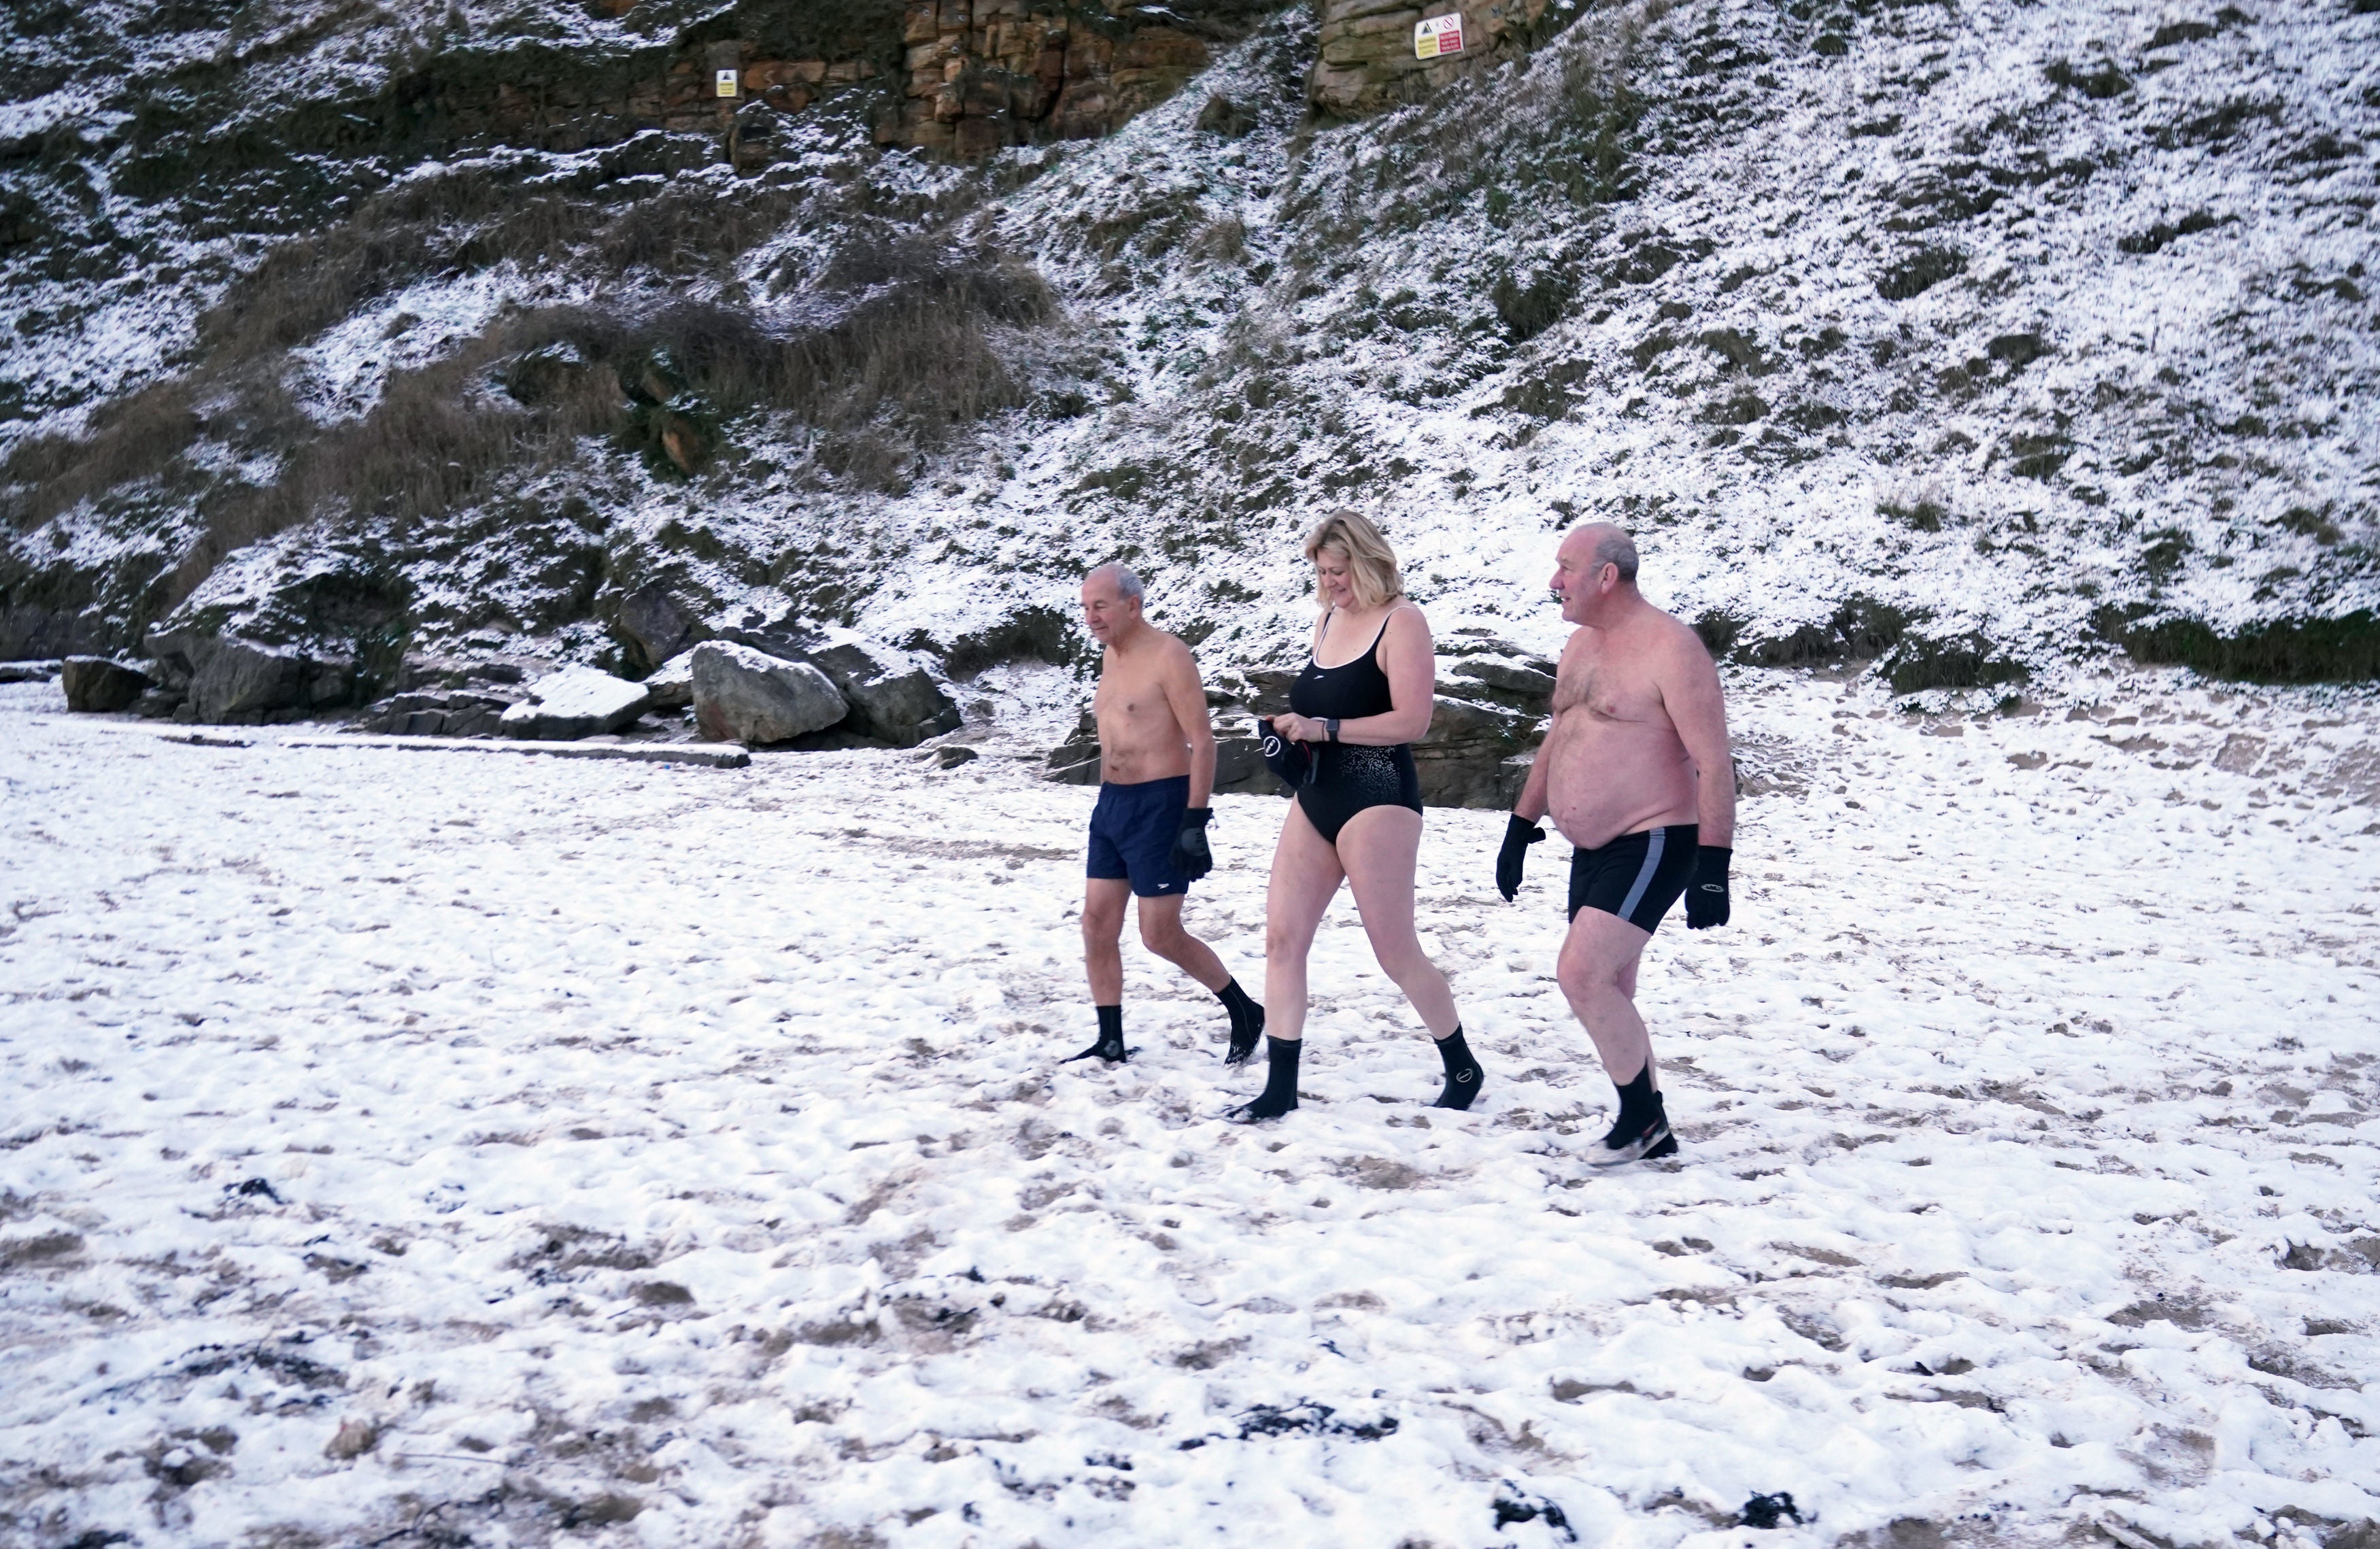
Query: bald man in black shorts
1072 562 1264 1065
1496 526 1735 1164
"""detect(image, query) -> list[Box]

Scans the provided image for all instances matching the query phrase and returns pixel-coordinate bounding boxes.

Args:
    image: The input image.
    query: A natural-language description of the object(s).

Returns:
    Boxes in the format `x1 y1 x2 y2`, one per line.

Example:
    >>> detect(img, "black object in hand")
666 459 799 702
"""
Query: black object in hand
1685 845 1731 929
1495 813 1544 901
1172 806 1214 881
1259 718 1314 787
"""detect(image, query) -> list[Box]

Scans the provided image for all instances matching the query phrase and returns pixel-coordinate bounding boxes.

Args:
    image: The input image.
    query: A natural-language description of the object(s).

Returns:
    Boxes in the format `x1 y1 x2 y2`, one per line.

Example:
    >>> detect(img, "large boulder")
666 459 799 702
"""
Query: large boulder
799 637 961 749
143 632 352 724
500 666 652 741
716 624 961 748
1413 693 1541 808
61 656 152 712
196 641 304 721
690 641 846 745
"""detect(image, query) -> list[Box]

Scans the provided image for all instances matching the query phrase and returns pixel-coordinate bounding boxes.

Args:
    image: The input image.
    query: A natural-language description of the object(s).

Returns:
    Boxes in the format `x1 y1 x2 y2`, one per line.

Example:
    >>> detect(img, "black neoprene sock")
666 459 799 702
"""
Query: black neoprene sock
1216 978 1265 1064
1605 1061 1661 1143
1429 1024 1484 1110
1234 1036 1300 1120
1066 1004 1128 1064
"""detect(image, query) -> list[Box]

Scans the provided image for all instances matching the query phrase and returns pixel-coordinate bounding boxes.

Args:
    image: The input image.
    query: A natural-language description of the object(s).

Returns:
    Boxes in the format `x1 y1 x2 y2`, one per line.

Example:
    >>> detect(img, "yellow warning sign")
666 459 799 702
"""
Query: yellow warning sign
1414 12 1465 58
715 68 741 98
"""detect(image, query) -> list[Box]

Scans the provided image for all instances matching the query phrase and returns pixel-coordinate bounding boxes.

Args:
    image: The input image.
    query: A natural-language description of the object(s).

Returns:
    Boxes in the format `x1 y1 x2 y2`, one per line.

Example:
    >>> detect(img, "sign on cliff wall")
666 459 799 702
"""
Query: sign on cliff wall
715 69 741 98
1414 13 1465 58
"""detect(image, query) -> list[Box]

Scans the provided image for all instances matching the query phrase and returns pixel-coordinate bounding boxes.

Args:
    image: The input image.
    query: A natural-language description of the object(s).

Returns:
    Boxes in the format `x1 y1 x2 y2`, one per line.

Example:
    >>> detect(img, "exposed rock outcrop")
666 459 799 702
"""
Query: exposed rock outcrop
690 641 848 745
617 585 697 675
358 691 519 738
1419 634 1554 807
61 657 152 713
804 636 965 747
886 0 1217 156
1 607 131 664
144 632 356 726
716 622 962 747
1410 692 1537 808
1308 0 1552 116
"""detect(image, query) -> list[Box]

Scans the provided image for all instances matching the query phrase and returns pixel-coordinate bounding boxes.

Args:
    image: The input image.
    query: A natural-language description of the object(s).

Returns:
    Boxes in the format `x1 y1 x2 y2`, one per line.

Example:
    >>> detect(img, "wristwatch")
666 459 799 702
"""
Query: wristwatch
1326 718 1341 743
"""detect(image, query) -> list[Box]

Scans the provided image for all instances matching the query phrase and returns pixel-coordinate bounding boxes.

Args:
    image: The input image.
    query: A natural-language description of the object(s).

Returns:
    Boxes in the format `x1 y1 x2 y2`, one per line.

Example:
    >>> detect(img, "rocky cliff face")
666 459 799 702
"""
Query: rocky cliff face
889 1 1225 155
1308 0 1552 116
3 0 2374 755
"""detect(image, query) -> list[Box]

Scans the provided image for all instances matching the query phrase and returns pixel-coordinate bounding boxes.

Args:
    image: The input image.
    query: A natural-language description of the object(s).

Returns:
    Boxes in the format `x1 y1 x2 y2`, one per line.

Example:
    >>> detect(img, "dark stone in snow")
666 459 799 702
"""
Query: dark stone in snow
717 624 960 749
61 656 152 712
690 641 847 745
146 632 354 724
804 637 962 749
617 583 695 671
1877 247 1966 301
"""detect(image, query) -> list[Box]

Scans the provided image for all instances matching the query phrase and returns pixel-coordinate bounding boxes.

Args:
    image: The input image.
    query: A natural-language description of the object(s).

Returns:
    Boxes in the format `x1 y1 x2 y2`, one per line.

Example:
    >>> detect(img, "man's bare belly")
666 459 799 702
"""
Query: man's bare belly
1542 712 1699 851
1101 734 1190 784
1096 675 1190 784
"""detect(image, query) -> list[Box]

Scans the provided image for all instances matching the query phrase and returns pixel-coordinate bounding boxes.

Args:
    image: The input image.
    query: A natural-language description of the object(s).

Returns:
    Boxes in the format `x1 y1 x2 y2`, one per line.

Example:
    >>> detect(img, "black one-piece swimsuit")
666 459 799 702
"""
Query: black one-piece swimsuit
1290 610 1425 845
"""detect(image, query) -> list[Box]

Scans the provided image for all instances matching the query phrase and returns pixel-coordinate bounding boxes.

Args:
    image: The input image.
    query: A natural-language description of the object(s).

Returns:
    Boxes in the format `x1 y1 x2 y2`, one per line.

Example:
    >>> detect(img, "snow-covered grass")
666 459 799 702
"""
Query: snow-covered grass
923 0 2380 671
12 0 2377 683
3 672 2375 1548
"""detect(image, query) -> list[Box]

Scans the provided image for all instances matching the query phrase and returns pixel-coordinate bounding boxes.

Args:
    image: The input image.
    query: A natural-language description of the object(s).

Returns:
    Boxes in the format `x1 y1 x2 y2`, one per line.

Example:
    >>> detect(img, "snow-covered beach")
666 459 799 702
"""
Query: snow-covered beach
3 673 2375 1549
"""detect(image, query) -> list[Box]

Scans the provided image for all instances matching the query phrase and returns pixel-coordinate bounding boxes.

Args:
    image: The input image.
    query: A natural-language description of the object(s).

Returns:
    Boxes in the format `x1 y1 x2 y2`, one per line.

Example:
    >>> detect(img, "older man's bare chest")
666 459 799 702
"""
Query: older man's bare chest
1095 658 1176 738
1552 641 1671 731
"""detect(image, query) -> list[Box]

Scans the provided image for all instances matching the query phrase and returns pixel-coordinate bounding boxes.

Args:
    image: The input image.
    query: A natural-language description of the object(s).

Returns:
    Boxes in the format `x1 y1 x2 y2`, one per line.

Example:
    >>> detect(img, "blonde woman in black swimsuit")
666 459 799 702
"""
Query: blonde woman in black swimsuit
1234 510 1480 1121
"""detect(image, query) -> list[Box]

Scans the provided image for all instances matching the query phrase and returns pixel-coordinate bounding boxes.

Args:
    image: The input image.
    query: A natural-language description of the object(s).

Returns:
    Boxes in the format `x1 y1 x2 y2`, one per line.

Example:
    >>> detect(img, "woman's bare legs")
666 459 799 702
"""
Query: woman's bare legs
1261 801 1345 1044
1336 805 1459 1036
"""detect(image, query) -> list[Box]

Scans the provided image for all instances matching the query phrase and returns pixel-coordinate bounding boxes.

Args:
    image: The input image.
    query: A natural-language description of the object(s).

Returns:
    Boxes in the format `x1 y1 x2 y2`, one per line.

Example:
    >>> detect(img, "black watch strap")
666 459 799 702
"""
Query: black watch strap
1327 718 1340 743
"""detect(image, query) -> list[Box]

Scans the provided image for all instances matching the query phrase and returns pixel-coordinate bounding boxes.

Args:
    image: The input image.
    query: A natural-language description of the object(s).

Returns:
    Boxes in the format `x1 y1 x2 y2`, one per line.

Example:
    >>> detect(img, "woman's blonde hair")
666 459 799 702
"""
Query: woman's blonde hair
1303 509 1404 611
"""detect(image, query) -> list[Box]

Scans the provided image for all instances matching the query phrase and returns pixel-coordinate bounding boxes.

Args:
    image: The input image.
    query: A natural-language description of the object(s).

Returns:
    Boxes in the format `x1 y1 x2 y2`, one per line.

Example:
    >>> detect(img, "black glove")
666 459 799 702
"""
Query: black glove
1258 718 1314 788
1495 813 1544 901
1685 845 1731 929
1172 806 1214 881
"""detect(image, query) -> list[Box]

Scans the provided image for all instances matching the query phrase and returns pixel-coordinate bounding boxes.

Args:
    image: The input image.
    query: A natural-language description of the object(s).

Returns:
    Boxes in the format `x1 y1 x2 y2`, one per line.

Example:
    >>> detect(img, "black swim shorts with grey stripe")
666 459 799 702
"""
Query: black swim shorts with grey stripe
1567 823 1699 934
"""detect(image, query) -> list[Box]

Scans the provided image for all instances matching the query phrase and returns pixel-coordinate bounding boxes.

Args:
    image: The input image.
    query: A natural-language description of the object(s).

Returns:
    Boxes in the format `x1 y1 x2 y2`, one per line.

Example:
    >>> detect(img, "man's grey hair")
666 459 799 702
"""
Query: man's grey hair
1592 527 1639 584
1087 561 1144 602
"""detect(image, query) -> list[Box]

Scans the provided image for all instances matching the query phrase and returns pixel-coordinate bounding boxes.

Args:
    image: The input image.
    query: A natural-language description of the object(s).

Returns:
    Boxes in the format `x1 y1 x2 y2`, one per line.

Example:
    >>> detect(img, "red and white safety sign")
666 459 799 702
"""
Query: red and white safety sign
1414 12 1465 58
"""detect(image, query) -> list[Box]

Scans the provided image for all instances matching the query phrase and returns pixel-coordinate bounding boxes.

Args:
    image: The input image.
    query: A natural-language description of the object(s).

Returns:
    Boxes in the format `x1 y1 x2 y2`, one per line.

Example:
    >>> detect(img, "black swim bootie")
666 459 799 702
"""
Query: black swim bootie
1590 1092 1679 1166
1229 1036 1301 1121
1217 979 1265 1066
1065 1006 1129 1066
1428 1025 1484 1111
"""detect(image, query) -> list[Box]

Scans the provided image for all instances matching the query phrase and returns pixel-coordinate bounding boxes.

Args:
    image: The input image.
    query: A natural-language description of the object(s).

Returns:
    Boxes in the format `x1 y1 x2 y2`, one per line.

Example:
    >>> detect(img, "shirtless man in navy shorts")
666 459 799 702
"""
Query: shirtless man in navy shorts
1495 525 1735 1163
1071 562 1264 1065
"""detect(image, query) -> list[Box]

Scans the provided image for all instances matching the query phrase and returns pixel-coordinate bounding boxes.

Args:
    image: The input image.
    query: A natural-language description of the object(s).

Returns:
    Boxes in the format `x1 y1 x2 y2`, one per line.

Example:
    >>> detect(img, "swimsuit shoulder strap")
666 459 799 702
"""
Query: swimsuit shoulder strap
1367 601 1418 659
